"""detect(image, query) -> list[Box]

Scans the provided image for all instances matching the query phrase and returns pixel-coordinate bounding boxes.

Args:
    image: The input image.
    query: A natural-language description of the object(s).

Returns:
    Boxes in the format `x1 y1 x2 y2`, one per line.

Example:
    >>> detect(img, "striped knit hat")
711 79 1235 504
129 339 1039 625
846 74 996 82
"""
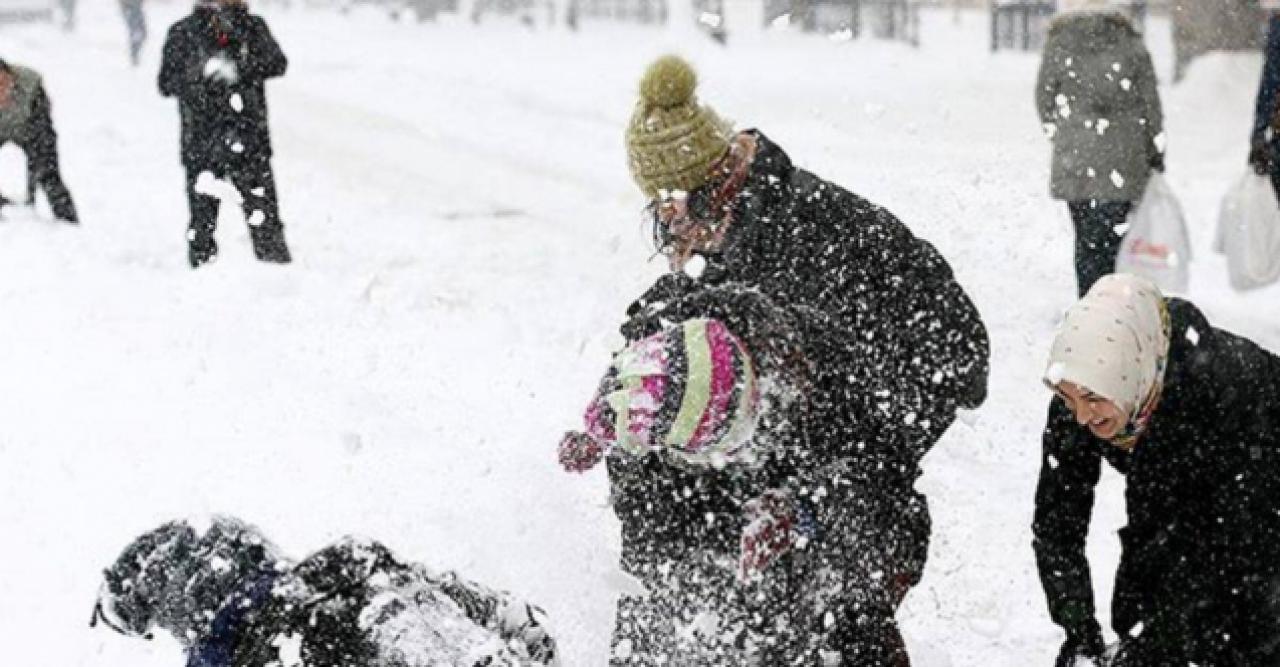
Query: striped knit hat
569 318 760 467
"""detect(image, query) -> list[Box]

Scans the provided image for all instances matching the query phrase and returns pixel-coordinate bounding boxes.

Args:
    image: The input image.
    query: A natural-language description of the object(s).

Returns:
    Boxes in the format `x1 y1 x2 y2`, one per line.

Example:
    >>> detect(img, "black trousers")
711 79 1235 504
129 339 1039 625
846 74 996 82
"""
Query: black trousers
1068 200 1133 297
8 89 78 223
184 157 290 267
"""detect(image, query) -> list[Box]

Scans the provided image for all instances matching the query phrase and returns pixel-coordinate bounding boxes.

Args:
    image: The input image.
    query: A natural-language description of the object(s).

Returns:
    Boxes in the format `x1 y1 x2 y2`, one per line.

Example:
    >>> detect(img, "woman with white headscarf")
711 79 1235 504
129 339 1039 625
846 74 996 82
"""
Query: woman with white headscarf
1033 274 1280 667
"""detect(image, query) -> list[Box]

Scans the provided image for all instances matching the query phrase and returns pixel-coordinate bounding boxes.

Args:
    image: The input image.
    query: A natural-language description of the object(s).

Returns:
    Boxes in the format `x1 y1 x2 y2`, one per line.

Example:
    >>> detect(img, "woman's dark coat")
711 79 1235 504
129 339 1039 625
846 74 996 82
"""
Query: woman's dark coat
609 131 990 664
1034 298 1280 665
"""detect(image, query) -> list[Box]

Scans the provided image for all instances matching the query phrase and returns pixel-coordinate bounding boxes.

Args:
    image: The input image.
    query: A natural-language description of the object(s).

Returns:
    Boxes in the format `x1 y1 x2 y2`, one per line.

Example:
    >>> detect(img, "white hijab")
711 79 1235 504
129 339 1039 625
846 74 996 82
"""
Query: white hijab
1044 274 1170 417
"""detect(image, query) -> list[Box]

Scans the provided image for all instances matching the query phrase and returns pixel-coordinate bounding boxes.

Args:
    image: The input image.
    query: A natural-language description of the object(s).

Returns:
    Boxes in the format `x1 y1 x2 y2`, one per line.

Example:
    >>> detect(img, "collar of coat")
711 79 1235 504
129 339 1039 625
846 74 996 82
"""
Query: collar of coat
711 129 794 265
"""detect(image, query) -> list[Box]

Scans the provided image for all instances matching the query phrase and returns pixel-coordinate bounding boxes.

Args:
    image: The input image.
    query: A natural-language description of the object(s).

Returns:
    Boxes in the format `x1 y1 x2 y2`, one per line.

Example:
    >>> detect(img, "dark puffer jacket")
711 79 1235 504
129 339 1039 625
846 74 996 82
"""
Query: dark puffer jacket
1033 299 1280 665
158 4 286 168
626 131 989 489
94 517 558 667
609 132 990 664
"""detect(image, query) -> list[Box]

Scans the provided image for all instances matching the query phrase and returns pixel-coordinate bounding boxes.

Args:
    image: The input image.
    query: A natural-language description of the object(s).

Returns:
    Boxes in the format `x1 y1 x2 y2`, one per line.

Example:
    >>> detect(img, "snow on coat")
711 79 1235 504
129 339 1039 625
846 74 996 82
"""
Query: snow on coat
1034 298 1280 664
607 131 990 664
93 516 559 667
158 5 286 168
1035 11 1163 202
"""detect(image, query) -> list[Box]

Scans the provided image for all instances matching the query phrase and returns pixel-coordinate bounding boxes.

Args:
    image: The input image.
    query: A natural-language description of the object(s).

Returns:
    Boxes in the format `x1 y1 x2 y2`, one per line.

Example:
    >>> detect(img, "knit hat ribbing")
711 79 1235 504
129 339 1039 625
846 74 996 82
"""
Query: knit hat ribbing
626 56 733 199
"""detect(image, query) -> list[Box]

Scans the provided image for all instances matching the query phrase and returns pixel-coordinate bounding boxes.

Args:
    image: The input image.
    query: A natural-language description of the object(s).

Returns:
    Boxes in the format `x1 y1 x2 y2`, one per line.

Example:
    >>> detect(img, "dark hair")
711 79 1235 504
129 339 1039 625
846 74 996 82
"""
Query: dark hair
0 59 9 72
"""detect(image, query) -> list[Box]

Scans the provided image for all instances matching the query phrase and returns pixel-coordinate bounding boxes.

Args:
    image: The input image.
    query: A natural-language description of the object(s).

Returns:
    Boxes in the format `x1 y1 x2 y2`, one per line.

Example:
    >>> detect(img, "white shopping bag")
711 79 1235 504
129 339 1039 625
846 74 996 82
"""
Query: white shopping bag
1215 172 1280 291
1116 174 1191 294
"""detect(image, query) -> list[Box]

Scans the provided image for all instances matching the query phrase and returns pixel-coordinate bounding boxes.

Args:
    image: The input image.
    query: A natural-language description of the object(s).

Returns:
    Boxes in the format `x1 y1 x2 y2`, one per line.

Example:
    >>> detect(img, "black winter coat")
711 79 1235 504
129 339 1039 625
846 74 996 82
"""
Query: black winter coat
1033 299 1280 665
158 5 285 168
623 130 989 492
608 132 990 662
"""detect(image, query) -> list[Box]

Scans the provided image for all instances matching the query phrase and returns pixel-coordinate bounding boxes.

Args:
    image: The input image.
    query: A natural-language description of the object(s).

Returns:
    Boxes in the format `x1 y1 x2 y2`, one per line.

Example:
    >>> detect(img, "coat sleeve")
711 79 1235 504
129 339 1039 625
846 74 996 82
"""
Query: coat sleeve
1255 16 1280 144
1033 400 1104 636
435 572 559 665
240 16 287 81
1035 31 1061 129
827 200 991 417
158 25 195 98
1134 47 1164 161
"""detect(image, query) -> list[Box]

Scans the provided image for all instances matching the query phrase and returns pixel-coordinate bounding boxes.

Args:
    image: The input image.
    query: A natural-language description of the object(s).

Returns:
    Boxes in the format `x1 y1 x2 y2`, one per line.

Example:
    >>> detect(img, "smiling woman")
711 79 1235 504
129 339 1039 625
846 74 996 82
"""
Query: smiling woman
1033 274 1280 667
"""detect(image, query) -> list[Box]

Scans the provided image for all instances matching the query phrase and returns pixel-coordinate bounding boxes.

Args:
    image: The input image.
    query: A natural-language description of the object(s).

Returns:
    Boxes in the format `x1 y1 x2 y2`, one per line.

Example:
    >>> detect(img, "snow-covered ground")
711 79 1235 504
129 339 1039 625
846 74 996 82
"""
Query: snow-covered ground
0 3 1274 665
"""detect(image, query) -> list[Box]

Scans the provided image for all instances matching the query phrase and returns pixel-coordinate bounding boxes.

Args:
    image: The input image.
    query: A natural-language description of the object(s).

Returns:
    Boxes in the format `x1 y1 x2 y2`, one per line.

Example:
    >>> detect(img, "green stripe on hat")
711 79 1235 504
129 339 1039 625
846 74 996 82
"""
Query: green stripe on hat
665 321 713 448
727 348 758 446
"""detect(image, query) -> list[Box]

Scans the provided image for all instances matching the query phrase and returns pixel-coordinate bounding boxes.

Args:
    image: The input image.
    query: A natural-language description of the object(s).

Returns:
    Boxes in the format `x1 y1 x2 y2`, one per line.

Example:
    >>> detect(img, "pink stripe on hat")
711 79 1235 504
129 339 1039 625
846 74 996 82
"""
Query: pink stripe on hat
686 319 737 455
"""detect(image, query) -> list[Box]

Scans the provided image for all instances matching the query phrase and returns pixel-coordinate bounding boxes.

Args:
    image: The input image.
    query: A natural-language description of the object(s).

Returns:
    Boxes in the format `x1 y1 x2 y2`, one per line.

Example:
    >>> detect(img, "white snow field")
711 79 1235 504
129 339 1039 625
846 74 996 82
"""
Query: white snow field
0 3 1276 665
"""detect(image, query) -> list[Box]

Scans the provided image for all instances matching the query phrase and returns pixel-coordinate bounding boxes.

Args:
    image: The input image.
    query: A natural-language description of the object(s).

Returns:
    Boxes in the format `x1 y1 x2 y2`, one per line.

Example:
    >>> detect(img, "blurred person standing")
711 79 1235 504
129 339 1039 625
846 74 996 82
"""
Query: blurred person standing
0 59 79 223
120 0 147 66
59 0 76 31
1035 0 1164 296
159 0 291 268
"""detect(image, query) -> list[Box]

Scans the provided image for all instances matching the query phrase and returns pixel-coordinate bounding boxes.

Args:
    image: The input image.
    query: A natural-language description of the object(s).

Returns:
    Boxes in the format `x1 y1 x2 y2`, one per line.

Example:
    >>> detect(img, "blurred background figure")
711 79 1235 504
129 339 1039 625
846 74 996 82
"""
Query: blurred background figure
158 0 292 267
58 0 75 31
1035 0 1163 297
0 58 78 223
120 0 147 66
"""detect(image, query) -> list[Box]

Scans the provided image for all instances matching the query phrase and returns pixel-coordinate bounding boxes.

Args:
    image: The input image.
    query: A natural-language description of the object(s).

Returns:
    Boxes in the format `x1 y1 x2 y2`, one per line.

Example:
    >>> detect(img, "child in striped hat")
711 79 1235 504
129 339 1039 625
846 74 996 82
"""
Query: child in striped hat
558 317 762 472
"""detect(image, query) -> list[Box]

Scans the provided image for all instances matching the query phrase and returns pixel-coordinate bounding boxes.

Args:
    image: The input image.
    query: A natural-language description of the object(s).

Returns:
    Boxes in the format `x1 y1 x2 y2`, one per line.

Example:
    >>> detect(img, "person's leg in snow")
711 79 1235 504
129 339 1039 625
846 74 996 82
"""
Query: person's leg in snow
1068 200 1132 297
231 159 291 264
184 168 221 268
799 487 929 667
19 88 78 223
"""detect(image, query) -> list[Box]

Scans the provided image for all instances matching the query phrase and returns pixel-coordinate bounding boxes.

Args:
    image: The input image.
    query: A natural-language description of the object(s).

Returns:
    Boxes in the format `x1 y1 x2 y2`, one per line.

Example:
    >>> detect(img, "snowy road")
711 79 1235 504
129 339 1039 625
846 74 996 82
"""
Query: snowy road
0 3 1274 665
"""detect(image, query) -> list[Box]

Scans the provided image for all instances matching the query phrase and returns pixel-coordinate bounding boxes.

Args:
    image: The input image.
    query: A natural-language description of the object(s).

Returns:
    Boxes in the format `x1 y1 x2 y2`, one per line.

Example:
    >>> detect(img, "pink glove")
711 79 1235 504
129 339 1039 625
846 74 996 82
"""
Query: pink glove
738 490 806 583
558 431 604 473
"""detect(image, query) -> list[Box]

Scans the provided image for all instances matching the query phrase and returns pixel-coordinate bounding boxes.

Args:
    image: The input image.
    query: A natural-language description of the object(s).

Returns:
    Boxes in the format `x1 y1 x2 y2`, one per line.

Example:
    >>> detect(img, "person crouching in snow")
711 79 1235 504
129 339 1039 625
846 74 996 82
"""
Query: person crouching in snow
159 0 291 268
0 59 79 223
593 54 990 665
1034 274 1280 667
1035 0 1164 296
91 516 559 666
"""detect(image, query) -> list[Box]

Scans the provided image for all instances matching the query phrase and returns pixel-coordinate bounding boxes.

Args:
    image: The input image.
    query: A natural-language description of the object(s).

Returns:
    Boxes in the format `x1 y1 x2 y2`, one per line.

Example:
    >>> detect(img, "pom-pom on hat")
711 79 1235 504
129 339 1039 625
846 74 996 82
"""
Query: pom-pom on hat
562 318 760 470
625 55 734 199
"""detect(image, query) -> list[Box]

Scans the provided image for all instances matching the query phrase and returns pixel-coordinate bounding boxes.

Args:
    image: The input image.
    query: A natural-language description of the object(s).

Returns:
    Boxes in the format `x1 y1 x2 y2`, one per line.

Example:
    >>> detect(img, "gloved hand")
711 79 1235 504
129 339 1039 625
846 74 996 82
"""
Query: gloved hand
557 431 604 473
738 490 814 583
1250 141 1273 176
1054 618 1106 667
620 272 699 341
1148 152 1165 174
202 54 239 84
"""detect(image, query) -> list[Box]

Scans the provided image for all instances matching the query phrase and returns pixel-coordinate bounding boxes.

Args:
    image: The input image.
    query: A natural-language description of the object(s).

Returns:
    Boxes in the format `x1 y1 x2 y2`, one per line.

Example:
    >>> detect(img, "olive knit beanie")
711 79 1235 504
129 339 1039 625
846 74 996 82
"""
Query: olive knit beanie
625 55 733 199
